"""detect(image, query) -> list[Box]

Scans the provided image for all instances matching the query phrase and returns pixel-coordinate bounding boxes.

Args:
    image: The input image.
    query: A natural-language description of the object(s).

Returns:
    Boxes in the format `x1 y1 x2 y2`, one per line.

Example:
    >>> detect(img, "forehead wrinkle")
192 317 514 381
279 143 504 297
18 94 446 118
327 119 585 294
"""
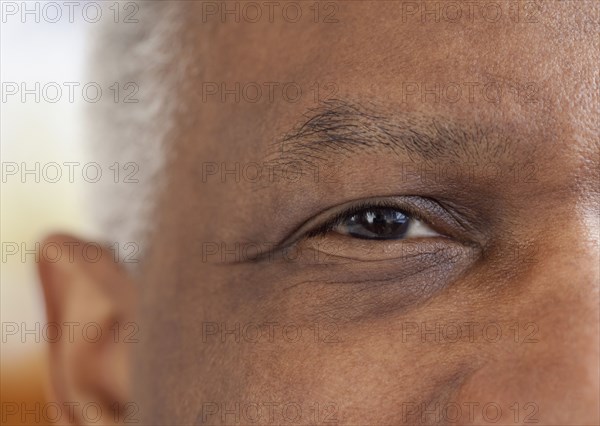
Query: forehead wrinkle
268 99 519 170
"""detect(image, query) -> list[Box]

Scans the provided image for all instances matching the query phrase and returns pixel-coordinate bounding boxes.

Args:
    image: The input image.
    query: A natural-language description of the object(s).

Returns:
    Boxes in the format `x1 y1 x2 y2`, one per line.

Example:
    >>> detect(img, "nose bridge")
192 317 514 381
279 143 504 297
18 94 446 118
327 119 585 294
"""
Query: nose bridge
503 216 599 423
515 191 599 332
520 228 599 422
536 208 599 332
532 235 599 359
455 212 599 425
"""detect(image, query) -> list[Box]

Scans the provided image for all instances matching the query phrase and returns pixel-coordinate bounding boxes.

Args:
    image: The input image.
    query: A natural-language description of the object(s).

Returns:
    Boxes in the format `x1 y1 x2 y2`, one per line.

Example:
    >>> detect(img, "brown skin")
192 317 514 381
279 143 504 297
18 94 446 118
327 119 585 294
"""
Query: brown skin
40 1 599 425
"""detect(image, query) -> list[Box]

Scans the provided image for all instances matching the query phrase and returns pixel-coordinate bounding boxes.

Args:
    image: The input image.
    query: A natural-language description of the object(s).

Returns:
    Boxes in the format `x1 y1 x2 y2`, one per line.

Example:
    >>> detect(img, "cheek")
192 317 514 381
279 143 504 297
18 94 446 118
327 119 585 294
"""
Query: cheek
212 313 482 424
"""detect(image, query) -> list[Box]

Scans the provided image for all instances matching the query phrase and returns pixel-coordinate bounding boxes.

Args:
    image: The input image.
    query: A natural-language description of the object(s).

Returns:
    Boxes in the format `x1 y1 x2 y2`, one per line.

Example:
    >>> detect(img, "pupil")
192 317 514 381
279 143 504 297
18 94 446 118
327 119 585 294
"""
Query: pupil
348 208 410 239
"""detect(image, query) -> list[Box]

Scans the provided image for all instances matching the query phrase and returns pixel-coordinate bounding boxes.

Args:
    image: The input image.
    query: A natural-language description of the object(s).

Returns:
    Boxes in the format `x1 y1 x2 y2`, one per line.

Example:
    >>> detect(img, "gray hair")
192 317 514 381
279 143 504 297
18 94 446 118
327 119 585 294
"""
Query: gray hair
85 1 185 263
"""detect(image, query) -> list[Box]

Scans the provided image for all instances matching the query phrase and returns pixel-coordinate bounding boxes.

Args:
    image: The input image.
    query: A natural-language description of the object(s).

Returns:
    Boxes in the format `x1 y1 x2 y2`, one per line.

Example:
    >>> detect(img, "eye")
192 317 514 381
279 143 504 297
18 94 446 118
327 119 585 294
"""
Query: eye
328 207 439 240
256 196 475 264
304 200 442 242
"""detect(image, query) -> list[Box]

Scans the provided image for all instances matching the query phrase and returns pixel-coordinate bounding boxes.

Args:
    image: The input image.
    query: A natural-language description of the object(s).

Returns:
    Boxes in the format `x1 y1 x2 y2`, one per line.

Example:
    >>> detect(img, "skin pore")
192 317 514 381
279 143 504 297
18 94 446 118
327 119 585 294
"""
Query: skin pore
40 1 599 425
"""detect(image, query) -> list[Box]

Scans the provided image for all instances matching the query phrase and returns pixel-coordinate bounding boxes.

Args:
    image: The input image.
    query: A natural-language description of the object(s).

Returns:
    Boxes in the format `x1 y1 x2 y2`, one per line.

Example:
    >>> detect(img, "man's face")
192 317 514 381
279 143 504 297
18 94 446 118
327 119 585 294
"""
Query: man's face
58 1 600 424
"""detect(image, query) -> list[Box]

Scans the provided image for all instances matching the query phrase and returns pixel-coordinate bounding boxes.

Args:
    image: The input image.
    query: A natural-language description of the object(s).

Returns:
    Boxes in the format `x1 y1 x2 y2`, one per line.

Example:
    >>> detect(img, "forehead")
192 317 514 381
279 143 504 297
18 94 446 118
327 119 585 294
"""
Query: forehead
179 0 598 154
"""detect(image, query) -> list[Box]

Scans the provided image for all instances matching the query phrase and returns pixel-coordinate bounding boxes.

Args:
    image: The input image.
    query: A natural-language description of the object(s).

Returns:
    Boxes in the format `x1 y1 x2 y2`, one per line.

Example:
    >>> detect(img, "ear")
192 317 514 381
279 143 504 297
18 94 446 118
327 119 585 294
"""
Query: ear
38 234 137 425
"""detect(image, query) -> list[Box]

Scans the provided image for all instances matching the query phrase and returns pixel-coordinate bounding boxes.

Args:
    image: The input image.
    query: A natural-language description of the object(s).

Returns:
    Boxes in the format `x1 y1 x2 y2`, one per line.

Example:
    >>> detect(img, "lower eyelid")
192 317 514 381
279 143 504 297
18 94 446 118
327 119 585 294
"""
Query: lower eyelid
292 233 461 264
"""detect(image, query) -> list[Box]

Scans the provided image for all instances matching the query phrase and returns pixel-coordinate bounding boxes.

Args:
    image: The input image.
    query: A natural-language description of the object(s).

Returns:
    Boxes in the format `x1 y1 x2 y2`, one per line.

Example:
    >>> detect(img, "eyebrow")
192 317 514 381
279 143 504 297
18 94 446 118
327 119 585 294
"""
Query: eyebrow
269 99 516 168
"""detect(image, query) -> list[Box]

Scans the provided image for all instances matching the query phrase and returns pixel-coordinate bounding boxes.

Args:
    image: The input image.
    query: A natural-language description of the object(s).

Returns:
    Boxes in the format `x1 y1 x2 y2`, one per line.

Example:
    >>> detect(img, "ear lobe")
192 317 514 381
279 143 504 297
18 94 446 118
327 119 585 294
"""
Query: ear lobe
38 234 136 425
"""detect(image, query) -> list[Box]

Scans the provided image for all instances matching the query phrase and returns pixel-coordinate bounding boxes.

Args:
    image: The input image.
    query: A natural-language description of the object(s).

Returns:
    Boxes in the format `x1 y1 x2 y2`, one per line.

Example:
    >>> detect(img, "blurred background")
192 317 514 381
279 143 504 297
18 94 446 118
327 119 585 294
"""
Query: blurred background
2 3 99 423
